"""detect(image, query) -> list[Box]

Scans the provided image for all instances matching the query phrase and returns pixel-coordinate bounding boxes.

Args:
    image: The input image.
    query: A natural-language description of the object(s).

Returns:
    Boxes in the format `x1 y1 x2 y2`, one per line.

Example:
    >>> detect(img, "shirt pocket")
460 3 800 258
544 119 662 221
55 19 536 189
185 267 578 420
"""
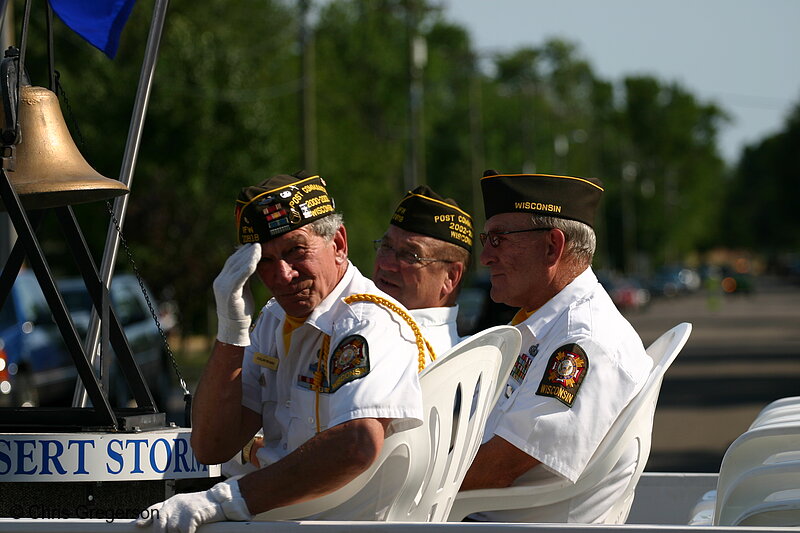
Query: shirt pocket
286 384 328 449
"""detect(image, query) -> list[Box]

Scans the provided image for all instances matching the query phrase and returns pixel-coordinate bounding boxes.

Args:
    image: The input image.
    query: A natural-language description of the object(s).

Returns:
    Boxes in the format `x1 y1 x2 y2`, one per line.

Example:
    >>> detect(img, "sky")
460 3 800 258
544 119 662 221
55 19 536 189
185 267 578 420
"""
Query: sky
441 0 800 164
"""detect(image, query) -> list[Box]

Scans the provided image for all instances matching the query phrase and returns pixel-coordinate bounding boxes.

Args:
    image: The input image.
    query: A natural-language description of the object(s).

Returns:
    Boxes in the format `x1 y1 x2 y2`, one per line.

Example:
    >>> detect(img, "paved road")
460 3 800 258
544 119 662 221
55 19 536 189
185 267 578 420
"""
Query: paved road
624 276 800 473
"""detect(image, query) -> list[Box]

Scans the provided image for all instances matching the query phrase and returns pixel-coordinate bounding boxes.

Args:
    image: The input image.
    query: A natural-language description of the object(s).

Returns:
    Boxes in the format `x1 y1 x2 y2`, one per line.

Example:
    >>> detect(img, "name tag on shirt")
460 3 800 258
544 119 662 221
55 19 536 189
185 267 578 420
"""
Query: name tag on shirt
254 352 279 370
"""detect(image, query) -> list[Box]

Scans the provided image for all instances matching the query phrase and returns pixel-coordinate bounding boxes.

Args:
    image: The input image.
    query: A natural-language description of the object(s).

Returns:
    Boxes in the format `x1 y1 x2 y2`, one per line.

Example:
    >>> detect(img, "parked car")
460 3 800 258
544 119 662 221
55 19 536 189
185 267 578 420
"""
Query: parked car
648 265 701 297
0 270 173 409
597 271 651 312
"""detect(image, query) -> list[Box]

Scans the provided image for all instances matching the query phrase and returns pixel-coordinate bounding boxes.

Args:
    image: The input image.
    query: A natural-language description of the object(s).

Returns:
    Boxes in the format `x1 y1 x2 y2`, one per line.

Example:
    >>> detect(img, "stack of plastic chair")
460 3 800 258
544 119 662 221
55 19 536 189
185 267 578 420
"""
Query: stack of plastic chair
448 322 692 523
254 325 521 521
749 396 800 430
712 420 800 526
688 396 800 525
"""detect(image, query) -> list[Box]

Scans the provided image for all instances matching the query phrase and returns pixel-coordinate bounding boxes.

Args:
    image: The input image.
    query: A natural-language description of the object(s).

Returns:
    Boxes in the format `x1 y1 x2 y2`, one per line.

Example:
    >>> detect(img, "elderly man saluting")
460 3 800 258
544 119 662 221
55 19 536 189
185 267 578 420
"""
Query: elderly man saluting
138 171 424 533
372 185 473 357
460 171 653 523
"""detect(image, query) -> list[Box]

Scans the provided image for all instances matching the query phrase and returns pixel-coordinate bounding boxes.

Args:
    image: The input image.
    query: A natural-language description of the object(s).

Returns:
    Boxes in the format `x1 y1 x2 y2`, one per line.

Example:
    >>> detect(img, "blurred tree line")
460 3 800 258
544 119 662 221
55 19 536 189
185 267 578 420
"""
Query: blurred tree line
12 0 797 336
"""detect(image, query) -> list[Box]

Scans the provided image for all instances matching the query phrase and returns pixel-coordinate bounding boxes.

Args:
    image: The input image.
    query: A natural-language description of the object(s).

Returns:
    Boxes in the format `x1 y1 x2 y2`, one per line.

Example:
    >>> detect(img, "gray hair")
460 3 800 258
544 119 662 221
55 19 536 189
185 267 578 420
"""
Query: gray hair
308 213 344 241
530 215 596 267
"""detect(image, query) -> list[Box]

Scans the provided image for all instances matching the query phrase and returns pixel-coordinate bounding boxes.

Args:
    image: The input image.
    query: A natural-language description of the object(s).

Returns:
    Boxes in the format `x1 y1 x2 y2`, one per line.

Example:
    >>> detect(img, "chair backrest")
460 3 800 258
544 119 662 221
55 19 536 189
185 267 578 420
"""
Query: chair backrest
753 396 800 419
254 325 521 522
602 321 693 522
713 420 800 526
447 322 692 523
749 401 800 430
719 460 800 526
387 325 521 521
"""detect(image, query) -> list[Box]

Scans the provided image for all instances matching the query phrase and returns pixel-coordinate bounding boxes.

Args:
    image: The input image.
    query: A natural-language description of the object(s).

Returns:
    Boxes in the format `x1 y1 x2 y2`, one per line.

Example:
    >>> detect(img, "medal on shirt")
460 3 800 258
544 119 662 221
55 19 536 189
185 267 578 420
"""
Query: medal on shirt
505 351 534 398
297 359 330 392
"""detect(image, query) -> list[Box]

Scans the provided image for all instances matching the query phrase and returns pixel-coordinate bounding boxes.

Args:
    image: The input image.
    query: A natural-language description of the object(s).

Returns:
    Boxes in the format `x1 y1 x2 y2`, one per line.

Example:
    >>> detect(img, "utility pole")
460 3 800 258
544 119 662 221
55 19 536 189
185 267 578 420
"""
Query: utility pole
621 161 638 274
405 1 425 190
298 0 317 172
469 56 485 271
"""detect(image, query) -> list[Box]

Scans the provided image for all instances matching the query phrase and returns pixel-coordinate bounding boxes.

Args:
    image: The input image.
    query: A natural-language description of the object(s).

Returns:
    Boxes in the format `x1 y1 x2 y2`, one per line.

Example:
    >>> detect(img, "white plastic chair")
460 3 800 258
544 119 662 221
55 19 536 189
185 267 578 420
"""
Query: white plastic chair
754 396 800 418
720 460 800 526
712 420 800 526
749 398 800 429
254 325 521 521
688 398 800 526
448 322 692 523
387 325 520 521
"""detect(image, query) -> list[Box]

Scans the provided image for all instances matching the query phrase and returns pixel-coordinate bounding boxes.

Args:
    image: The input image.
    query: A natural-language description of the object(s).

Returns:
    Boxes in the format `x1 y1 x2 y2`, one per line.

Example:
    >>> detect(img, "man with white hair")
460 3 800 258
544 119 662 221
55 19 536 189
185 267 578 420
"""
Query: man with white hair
460 171 653 523
138 171 425 533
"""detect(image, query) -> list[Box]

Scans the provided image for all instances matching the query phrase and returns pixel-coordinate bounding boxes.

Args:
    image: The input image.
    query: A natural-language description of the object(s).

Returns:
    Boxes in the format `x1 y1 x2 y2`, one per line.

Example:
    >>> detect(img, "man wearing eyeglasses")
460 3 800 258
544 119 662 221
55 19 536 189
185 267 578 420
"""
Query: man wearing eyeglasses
372 185 473 357
459 171 652 524
138 172 425 533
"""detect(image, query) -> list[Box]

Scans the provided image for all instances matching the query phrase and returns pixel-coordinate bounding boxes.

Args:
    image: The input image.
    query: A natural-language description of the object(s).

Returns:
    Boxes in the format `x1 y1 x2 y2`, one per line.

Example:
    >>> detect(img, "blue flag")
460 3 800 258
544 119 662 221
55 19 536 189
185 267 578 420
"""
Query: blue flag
49 0 137 59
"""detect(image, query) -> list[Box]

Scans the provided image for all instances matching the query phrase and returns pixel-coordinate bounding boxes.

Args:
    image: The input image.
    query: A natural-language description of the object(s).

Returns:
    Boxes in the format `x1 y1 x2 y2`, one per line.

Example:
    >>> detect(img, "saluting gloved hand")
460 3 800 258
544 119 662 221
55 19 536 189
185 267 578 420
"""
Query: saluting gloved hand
136 479 251 533
213 243 261 346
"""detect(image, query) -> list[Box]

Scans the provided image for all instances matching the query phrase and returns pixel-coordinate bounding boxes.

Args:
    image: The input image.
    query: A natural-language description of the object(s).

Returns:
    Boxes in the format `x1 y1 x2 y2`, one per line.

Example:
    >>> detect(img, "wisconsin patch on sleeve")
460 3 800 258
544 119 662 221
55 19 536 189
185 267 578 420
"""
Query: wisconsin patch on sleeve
329 335 370 392
536 343 588 407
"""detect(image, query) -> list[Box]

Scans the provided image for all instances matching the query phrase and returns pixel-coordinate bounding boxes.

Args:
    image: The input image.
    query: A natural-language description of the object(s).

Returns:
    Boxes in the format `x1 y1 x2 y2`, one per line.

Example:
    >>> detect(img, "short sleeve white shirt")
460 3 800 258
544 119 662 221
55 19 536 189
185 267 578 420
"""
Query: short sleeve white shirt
241 262 424 468
475 267 653 523
410 304 462 361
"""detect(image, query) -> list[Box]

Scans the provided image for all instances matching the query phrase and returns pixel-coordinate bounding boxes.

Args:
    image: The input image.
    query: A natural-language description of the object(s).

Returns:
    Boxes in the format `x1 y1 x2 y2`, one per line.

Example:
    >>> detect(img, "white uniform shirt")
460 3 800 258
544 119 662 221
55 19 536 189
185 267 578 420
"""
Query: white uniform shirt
474 267 653 523
410 304 462 360
241 262 424 469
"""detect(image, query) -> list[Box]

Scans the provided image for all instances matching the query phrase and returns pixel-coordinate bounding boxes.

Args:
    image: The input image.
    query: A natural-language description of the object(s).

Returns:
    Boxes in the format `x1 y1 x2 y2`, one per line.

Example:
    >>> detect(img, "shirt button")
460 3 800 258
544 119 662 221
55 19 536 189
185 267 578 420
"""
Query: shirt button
284 400 291 408
282 443 287 450
307 417 314 424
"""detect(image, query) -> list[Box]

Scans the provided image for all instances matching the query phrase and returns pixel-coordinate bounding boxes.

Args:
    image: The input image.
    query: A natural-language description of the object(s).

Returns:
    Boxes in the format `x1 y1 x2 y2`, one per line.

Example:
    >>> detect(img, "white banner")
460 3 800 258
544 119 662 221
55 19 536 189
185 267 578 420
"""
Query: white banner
0 429 221 482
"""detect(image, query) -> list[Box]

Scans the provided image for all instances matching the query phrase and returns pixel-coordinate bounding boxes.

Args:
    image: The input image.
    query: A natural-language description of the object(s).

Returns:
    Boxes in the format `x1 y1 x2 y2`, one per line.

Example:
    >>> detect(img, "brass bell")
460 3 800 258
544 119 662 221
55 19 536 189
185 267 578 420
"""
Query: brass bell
0 84 129 211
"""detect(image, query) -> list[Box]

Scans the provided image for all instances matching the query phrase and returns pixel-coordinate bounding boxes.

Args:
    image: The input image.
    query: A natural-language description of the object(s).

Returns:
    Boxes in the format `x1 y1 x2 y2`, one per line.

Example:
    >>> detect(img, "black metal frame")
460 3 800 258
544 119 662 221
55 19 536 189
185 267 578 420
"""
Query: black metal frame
0 167 164 432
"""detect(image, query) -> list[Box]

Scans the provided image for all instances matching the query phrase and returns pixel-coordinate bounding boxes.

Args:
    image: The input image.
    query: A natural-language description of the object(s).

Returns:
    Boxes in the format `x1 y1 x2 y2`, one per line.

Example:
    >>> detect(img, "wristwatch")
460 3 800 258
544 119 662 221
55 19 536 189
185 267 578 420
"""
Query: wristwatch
241 437 256 464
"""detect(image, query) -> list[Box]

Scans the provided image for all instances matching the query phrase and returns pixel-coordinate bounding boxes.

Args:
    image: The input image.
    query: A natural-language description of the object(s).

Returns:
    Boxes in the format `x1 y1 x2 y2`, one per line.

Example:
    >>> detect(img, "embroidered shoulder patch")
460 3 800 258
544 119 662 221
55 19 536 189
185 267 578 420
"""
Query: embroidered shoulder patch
329 335 370 393
536 343 588 407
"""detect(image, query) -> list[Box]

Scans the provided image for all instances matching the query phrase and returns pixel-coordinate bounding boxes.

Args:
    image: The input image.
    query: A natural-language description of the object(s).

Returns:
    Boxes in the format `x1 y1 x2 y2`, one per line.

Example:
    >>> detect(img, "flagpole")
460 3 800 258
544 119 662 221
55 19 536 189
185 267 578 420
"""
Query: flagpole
73 0 170 408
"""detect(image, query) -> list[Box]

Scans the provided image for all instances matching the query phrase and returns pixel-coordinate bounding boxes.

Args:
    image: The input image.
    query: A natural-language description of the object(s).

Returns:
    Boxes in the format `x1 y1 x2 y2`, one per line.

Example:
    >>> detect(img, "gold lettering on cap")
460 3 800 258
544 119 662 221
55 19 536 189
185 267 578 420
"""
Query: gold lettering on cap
309 204 334 217
301 184 326 194
289 192 303 208
514 202 562 213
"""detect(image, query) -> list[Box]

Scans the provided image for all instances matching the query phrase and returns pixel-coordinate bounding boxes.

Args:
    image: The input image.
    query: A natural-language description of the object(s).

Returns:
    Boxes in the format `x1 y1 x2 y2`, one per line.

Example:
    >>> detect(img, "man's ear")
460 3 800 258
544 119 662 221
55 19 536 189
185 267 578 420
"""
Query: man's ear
544 228 566 267
442 261 465 299
333 224 348 264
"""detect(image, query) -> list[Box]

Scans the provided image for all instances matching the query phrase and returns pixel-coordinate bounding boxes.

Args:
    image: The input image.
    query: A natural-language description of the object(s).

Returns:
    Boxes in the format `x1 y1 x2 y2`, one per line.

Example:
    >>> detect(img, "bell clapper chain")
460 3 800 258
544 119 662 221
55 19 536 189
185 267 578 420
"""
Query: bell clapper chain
106 200 193 425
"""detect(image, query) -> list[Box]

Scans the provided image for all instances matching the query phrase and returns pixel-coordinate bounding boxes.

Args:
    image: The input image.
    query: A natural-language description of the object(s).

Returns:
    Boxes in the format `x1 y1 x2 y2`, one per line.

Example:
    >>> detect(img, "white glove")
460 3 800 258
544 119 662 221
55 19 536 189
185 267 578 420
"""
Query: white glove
213 243 261 346
136 479 251 533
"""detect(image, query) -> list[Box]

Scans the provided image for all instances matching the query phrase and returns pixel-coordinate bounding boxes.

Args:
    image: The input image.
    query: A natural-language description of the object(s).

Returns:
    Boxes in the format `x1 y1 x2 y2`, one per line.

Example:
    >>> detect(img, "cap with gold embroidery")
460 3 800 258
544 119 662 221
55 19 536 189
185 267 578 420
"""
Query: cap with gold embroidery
236 170 335 244
389 185 473 251
481 170 604 228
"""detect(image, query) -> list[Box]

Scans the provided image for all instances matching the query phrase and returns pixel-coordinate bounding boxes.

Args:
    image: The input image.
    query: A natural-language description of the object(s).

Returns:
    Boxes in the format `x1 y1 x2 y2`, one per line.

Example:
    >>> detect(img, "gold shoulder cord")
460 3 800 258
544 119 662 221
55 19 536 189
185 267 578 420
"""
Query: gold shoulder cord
311 293 435 433
343 293 435 372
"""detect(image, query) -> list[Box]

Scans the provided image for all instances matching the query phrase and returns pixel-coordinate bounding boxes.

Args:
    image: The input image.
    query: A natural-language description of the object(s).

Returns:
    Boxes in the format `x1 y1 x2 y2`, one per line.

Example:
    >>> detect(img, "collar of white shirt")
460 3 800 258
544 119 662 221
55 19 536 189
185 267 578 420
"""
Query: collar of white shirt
515 266 598 339
409 305 459 327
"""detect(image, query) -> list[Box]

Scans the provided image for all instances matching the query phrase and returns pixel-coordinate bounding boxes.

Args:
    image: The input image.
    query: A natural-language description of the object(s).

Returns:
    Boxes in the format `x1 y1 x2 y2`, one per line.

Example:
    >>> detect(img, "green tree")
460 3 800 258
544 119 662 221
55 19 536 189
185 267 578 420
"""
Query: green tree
618 76 728 268
724 100 800 254
8 0 739 337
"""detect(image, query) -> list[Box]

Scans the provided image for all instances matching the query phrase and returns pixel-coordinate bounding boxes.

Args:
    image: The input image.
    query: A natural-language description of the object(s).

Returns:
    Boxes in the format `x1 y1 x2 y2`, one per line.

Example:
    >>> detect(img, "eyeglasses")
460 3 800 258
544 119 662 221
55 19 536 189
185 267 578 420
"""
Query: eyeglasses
479 227 552 247
373 239 452 266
